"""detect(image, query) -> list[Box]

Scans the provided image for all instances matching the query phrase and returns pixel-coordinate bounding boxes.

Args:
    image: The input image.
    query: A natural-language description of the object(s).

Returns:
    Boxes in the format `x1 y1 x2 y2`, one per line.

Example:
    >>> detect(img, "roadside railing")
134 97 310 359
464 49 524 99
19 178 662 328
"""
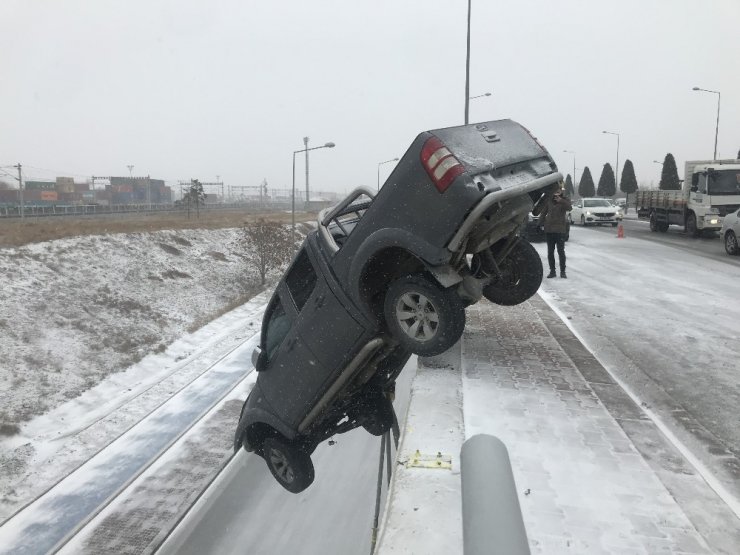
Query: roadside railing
460 434 530 555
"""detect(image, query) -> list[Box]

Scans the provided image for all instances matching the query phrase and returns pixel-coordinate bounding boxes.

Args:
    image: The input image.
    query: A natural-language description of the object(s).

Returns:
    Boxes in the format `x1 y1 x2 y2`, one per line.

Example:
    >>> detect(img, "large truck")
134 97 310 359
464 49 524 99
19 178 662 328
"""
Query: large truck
629 159 740 236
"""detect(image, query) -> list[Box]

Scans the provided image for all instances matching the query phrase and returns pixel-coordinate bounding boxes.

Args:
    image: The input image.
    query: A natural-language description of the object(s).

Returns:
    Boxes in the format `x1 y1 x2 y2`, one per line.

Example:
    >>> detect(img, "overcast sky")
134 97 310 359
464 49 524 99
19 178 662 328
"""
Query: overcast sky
2 0 739 194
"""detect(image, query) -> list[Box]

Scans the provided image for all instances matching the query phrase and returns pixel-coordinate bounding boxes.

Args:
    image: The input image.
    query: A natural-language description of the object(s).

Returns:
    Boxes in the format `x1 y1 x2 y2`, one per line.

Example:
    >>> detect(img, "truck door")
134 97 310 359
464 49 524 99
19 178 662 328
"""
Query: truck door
297 245 369 374
257 262 324 429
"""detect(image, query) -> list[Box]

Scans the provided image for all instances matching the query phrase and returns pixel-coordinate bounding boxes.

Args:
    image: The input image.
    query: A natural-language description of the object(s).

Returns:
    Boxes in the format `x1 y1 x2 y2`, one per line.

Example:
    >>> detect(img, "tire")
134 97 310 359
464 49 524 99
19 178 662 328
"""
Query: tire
262 436 315 494
580 215 586 226
686 213 699 237
649 212 658 232
725 230 739 255
564 223 570 242
384 275 465 357
482 238 543 307
611 222 618 227
360 392 395 436
659 223 669 233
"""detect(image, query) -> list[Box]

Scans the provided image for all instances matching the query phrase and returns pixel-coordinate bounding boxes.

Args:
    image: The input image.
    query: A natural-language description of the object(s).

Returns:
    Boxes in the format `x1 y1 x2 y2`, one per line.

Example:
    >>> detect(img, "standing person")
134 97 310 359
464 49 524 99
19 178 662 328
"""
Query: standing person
533 185 572 278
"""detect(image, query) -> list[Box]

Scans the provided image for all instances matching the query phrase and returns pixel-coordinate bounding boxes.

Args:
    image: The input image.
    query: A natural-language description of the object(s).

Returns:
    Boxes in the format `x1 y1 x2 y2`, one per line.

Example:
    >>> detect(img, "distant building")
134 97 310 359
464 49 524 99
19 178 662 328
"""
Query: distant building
108 176 172 204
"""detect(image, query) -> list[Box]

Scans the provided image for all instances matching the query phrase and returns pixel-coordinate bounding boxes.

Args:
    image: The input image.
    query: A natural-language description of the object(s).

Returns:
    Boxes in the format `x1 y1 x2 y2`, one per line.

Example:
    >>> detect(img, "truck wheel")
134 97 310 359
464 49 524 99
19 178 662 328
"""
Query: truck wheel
384 275 465 357
482 238 543 307
725 231 739 255
686 213 699 237
659 223 669 233
649 212 658 232
360 391 395 436
262 436 315 494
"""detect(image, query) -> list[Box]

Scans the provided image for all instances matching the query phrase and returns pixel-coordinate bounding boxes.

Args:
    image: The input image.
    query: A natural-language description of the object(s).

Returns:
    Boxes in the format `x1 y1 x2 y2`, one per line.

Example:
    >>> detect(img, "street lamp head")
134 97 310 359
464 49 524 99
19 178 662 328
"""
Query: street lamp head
324 142 336 148
484 92 491 96
393 157 399 161
692 86 700 91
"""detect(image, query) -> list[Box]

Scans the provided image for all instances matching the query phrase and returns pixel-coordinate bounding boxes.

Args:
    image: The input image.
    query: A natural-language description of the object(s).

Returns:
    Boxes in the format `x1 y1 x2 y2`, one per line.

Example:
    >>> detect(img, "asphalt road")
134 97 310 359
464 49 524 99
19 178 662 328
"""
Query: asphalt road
578 216 739 264
535 222 740 507
157 357 417 555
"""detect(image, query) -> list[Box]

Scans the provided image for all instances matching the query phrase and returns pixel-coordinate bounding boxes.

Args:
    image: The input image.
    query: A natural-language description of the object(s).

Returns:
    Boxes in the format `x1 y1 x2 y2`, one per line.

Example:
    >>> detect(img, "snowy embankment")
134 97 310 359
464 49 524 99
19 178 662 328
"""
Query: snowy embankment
0 227 268 514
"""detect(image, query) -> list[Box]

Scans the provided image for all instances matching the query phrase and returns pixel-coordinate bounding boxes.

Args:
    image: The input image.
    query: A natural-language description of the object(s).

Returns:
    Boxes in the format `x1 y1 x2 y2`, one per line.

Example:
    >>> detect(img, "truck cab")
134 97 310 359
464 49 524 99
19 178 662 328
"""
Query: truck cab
686 161 740 232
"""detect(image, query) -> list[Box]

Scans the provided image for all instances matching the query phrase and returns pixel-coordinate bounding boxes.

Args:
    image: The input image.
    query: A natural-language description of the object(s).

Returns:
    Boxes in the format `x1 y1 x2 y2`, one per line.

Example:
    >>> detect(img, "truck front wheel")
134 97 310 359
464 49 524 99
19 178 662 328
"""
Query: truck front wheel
384 275 465 357
686 213 699 237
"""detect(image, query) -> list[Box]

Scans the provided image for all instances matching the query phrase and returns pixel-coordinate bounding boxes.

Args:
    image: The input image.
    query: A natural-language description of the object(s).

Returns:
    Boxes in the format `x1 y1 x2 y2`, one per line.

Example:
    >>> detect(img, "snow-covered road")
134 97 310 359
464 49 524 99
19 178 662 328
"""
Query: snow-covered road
535 222 740 509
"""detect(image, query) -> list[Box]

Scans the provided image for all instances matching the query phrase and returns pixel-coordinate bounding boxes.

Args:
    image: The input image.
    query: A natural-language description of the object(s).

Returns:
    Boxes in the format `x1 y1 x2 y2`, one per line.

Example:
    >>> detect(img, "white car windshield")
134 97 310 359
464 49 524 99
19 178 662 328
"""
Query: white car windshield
583 199 613 207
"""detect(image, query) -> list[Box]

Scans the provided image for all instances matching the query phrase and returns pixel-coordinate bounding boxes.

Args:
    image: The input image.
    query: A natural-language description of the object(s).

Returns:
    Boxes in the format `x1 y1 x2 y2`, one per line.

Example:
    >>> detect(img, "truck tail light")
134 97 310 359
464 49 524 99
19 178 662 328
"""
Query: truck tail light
421 136 465 193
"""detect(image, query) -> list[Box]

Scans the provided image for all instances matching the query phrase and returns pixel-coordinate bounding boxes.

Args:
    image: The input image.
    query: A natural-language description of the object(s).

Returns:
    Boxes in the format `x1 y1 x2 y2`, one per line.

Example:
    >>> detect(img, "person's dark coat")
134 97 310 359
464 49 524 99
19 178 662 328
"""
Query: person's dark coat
534 194 572 234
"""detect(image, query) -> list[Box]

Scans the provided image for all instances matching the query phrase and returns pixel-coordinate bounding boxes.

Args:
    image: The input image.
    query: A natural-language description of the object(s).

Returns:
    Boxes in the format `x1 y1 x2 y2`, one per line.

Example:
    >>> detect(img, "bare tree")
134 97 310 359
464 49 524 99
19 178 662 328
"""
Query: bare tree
241 219 294 285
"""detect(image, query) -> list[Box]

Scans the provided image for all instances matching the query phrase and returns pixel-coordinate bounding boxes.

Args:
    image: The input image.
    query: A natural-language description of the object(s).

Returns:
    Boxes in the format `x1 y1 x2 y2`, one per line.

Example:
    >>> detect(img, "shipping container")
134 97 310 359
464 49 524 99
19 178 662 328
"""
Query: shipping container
25 181 56 191
56 177 75 193
0 190 19 203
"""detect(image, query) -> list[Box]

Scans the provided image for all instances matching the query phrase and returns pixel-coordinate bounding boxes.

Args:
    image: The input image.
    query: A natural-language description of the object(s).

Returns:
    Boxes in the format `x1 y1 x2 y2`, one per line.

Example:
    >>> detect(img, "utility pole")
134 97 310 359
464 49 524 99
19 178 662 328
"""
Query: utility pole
303 136 310 203
15 163 24 220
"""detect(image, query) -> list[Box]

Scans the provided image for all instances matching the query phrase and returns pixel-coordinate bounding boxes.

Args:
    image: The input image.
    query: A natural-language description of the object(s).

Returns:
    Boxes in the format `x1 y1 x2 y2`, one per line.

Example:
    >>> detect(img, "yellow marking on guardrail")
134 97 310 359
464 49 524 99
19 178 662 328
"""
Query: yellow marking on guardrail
406 450 452 469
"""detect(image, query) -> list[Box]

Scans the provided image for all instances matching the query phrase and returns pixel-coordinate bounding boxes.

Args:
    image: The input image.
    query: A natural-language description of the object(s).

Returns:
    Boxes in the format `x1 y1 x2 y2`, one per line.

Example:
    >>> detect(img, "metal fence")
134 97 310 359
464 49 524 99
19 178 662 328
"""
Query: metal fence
0 200 308 219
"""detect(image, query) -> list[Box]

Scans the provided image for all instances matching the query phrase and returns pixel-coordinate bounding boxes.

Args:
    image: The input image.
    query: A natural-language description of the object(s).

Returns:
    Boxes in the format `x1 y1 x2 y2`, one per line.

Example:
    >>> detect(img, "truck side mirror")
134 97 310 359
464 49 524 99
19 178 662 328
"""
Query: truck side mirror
252 346 267 372
690 185 698 193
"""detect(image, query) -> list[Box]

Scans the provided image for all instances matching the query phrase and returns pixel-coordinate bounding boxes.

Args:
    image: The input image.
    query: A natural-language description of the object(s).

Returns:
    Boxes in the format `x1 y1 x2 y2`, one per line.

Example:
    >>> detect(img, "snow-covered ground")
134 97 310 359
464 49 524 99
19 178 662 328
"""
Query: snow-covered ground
0 227 278 525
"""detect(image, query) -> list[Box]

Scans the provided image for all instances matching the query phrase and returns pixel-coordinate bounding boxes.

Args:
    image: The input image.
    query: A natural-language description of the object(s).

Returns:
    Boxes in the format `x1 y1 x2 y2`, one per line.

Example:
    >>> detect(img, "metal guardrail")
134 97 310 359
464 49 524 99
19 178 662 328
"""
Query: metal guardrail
0 201 304 219
460 434 530 555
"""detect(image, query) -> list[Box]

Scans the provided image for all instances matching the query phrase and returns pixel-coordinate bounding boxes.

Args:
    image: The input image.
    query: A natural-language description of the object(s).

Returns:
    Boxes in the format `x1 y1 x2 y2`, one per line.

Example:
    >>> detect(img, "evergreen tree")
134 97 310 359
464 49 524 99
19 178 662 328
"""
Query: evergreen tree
659 153 681 190
564 174 574 198
620 159 638 194
182 179 206 218
578 166 595 197
597 163 616 197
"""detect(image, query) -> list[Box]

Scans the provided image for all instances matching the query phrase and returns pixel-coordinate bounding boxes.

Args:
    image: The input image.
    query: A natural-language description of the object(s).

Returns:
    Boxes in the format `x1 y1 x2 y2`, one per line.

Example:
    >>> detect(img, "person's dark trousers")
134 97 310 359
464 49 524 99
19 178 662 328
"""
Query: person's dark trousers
546 232 566 273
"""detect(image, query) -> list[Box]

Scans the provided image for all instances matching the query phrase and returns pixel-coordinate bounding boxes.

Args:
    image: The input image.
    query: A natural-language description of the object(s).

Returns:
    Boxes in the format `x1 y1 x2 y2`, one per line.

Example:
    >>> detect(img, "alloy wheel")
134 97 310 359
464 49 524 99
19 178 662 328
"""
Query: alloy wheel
395 292 439 341
268 446 295 484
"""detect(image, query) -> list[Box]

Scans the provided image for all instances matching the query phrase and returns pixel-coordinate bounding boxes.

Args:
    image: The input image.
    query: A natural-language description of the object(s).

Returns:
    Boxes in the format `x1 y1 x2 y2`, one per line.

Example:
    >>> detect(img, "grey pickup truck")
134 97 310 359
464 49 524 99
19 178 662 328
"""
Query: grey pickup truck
235 119 562 492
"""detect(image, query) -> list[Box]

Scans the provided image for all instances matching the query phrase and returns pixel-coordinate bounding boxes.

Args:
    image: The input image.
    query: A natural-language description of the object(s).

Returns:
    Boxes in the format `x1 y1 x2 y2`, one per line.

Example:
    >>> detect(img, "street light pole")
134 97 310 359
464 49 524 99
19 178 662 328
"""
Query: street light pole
563 150 576 194
292 141 336 252
377 157 399 191
692 87 721 160
464 0 471 124
602 130 620 191
303 137 310 202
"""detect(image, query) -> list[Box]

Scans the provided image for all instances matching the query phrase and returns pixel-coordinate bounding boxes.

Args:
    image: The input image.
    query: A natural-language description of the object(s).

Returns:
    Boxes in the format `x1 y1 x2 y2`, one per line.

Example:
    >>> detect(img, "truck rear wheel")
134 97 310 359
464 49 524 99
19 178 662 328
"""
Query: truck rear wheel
482 238 543 306
649 212 658 232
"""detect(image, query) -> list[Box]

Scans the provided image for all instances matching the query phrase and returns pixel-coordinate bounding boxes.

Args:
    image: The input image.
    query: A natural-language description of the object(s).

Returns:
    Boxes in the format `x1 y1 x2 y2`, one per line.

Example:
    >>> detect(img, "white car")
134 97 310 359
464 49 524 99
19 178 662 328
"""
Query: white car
570 198 623 227
720 207 740 255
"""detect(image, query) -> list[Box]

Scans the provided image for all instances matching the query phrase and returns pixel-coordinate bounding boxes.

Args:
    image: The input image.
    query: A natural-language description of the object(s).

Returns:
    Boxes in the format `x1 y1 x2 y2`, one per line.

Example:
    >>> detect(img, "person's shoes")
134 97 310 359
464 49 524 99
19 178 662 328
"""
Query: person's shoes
560 270 567 279
547 270 557 278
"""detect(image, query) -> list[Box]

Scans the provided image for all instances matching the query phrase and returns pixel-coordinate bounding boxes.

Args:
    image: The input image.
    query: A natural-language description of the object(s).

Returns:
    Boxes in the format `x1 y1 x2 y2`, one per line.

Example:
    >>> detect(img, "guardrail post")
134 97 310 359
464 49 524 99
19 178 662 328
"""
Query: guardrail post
461 434 530 555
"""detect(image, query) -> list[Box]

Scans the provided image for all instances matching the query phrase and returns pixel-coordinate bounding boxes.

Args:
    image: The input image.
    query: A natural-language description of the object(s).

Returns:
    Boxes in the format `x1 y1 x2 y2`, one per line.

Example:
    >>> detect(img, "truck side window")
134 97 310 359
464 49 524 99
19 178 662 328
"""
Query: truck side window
697 174 707 194
264 297 290 360
285 248 317 312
